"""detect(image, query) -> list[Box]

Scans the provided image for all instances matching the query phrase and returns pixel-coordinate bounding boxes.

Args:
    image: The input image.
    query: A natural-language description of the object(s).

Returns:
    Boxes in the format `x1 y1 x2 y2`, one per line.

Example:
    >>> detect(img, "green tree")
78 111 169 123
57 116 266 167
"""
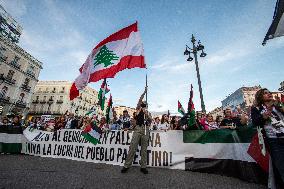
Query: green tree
93 45 119 68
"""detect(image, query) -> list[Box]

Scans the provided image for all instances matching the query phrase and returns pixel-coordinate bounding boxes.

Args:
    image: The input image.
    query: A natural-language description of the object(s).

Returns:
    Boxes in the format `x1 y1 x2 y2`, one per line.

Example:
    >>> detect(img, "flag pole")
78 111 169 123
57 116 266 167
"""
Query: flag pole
146 74 148 107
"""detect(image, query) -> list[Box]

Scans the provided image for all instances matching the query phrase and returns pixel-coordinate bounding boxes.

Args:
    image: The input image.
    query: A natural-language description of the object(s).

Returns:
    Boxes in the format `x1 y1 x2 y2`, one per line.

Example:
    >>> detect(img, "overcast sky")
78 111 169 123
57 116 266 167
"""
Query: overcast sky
1 0 283 113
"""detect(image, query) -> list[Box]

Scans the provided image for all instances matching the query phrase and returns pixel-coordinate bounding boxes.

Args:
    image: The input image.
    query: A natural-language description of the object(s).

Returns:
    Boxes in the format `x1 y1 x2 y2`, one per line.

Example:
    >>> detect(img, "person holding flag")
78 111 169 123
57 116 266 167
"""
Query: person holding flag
187 84 198 130
251 88 284 188
121 86 151 174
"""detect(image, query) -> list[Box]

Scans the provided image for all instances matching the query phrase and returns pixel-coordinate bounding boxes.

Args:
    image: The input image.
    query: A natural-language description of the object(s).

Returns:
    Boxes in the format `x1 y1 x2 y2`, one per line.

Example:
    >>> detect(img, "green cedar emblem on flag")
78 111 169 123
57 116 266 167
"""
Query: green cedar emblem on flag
94 45 119 68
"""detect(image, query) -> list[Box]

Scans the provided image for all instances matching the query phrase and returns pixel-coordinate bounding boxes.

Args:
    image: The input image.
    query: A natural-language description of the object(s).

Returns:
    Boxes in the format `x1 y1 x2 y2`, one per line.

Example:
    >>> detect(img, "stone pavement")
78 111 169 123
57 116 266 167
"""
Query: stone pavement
0 155 266 189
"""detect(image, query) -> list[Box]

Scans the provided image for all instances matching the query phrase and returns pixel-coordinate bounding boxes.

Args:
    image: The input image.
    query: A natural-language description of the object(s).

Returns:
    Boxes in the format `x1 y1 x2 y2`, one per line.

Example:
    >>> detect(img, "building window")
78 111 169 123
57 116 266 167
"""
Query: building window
52 87 56 93
0 86 8 98
19 93 25 102
0 46 6 59
7 70 15 79
10 56 21 69
26 65 35 77
24 78 30 86
13 56 20 63
36 96 39 100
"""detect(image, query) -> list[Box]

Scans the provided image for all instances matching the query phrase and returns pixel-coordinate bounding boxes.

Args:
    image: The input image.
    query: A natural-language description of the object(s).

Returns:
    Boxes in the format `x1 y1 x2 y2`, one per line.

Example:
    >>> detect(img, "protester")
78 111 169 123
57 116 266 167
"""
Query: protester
45 119 55 132
170 116 180 130
150 117 160 130
202 114 219 130
55 116 66 130
99 117 109 132
0 116 9 125
158 114 170 131
65 113 78 129
12 115 21 126
121 87 151 174
118 110 131 130
215 115 223 127
220 108 247 129
251 88 284 188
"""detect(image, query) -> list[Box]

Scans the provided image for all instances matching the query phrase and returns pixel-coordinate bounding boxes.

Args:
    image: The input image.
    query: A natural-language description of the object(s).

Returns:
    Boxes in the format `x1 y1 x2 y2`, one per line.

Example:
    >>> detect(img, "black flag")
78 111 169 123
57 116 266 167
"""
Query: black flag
262 0 284 45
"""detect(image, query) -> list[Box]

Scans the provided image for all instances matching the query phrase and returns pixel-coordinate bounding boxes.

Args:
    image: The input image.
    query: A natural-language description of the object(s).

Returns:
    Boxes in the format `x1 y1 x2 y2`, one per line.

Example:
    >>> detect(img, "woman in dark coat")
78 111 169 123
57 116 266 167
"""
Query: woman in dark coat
251 88 284 188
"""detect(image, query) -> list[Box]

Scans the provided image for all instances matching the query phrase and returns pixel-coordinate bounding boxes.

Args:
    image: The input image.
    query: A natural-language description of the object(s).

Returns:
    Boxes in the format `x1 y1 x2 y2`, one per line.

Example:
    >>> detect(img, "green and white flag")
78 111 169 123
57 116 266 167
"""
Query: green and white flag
98 79 109 111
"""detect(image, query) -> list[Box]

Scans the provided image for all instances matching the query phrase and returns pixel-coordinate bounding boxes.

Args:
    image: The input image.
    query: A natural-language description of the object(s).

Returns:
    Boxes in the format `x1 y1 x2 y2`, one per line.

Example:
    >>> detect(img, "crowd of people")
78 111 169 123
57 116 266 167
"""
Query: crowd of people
0 90 282 135
0 107 250 132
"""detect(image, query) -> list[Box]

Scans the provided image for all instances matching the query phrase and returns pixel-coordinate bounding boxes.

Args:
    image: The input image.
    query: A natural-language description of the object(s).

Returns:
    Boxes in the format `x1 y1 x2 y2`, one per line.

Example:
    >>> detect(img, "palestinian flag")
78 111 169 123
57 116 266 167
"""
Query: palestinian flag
70 22 146 100
187 84 197 129
106 94 113 124
0 126 23 153
183 127 268 185
85 106 96 116
262 0 284 45
178 100 185 115
247 126 269 172
98 79 109 110
81 123 102 145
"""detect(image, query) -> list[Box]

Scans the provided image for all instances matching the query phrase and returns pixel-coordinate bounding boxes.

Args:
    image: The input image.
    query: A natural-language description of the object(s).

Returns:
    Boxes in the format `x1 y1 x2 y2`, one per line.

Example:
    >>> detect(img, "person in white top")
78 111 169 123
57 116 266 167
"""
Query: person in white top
157 114 170 131
150 117 160 130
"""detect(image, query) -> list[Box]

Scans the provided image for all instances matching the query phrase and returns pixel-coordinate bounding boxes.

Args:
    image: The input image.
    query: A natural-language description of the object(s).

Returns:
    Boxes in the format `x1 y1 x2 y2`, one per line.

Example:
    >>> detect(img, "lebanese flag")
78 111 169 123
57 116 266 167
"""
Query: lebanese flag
178 100 185 115
70 22 146 100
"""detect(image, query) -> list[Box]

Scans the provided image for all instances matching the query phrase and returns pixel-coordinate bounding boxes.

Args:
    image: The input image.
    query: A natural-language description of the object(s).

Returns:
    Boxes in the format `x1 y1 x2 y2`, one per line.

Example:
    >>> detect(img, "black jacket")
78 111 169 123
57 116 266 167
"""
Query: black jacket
251 105 284 127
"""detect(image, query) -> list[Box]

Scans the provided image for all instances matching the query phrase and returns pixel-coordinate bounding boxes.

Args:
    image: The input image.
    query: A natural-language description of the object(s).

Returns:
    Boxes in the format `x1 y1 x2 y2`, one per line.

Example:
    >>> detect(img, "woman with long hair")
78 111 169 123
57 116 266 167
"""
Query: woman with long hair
170 116 180 130
158 114 170 131
251 88 284 188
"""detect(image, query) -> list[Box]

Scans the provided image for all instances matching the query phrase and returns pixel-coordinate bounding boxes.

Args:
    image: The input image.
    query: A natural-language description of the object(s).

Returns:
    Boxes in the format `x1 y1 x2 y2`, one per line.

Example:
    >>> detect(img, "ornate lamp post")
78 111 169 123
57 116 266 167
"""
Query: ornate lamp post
184 34 207 112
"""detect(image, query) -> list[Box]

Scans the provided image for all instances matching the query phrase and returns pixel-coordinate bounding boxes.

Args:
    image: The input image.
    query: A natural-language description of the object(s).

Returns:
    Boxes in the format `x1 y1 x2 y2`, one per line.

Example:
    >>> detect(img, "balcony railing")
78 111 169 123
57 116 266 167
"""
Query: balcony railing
10 61 21 70
40 100 46 104
47 99 54 104
59 90 65 93
26 70 36 78
0 96 10 103
3 76 16 85
56 100 63 104
16 100 27 108
32 100 39 104
0 56 8 62
21 84 31 92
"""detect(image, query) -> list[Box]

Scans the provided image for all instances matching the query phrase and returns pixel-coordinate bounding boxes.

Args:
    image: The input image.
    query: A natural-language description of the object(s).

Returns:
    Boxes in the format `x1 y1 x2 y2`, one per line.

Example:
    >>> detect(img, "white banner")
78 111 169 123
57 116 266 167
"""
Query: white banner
22 129 182 169
21 129 255 170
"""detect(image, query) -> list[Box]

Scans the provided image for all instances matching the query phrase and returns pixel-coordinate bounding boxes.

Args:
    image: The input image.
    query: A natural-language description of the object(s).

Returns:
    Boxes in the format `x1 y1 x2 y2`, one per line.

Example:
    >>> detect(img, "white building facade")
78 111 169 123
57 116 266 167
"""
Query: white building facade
0 35 42 116
29 81 107 117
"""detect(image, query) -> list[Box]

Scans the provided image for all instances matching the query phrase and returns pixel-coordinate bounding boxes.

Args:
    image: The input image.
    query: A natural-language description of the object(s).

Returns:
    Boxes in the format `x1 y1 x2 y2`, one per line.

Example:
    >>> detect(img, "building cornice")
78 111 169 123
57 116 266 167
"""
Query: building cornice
0 35 43 69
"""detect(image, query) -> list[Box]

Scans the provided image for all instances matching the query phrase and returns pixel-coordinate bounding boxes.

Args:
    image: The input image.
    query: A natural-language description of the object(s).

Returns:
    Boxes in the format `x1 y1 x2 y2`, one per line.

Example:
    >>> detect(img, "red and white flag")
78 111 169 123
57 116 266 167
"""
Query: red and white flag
70 22 146 100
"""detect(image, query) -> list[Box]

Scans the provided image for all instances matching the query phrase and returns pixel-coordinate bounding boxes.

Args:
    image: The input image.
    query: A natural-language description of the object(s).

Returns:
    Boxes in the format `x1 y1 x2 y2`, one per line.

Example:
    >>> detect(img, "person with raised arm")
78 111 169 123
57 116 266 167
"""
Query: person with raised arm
121 86 151 174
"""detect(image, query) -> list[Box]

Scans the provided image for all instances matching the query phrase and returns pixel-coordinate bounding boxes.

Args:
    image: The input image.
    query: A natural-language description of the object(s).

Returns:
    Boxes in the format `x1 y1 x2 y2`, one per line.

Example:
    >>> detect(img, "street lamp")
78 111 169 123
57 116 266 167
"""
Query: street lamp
184 34 207 113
